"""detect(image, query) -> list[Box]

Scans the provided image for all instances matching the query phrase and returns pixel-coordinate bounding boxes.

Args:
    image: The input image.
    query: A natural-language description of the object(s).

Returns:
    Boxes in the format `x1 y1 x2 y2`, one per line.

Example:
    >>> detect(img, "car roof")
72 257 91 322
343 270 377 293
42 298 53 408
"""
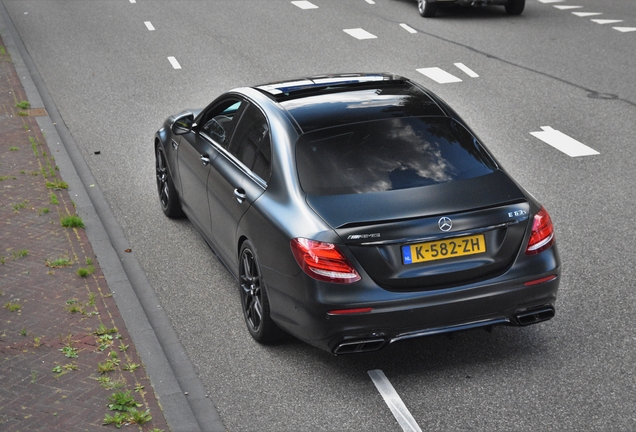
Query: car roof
253 73 447 133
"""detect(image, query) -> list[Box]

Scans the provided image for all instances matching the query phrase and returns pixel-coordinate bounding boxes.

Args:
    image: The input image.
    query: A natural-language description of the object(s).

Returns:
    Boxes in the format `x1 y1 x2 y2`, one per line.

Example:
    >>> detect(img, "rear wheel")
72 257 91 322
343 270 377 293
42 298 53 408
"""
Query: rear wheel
418 0 438 17
505 0 525 15
239 241 282 343
155 145 184 218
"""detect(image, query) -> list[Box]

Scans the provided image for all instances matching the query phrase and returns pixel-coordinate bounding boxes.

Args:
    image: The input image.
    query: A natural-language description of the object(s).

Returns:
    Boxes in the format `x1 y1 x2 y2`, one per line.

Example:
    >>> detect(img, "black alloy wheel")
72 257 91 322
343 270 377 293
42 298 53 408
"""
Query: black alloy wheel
239 241 281 343
155 145 184 219
505 0 525 15
418 0 438 17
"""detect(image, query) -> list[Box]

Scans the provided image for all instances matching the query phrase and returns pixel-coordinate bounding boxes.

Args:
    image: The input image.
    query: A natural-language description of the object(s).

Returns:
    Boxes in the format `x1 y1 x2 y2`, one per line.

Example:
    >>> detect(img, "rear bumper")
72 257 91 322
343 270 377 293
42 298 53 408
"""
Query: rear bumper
265 260 560 355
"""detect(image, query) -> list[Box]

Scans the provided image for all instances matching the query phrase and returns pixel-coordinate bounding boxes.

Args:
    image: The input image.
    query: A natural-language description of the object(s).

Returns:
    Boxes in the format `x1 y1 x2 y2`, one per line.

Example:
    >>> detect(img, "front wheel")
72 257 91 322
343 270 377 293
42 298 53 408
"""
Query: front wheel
505 0 525 15
239 241 282 343
418 0 438 17
155 145 184 219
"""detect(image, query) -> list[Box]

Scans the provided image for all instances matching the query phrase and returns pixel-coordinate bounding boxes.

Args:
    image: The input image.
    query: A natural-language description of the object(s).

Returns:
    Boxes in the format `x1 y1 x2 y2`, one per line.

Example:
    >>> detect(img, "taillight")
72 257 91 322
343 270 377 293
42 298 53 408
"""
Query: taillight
290 238 361 284
526 207 555 255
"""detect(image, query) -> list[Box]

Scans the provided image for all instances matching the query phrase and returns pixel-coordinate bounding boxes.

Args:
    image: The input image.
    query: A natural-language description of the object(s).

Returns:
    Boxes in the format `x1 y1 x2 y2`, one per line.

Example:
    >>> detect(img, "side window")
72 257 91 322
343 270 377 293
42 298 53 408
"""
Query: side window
228 104 272 183
199 99 243 149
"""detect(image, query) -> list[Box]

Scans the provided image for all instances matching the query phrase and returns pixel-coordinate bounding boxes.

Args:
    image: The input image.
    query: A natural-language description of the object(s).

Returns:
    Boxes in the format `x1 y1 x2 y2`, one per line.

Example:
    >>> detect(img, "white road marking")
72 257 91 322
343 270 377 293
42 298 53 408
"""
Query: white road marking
167 56 181 69
572 12 603 17
129 0 136 3
454 62 479 78
366 0 376 4
554 5 582 10
343 28 377 40
368 370 422 432
591 19 623 24
291 1 318 9
144 21 155 31
538 0 564 3
400 23 417 34
530 126 599 157
417 67 462 83
614 27 636 32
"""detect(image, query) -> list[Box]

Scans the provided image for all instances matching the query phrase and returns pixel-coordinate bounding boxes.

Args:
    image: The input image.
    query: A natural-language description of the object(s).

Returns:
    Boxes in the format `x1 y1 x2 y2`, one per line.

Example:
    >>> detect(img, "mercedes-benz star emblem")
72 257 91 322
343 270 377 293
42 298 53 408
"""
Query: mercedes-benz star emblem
438 217 452 232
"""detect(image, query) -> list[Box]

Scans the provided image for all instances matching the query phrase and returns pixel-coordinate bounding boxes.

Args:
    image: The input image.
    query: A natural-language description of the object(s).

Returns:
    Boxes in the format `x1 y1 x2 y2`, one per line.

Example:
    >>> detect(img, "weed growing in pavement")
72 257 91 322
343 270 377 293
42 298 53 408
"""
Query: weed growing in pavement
49 192 59 205
98 359 117 374
98 334 114 351
46 179 68 190
102 412 129 428
96 375 126 390
94 323 118 336
119 342 129 352
15 100 30 109
122 362 140 372
88 291 96 306
4 301 21 312
30 370 37 384
9 146 18 151
61 215 85 229
20 327 28 336
12 249 28 260
38 207 50 215
59 336 78 358
127 408 153 426
12 200 27 212
46 256 72 267
86 257 93 265
134 384 145 393
0 256 4 265
0 175 10 181
29 136 39 157
76 265 95 277
33 336 42 347
107 390 142 412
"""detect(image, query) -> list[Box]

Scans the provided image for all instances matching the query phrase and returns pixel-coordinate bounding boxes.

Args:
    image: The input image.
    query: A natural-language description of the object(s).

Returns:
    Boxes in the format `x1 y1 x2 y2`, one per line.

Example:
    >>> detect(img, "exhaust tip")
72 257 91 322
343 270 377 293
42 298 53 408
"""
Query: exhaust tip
516 307 555 326
333 338 386 355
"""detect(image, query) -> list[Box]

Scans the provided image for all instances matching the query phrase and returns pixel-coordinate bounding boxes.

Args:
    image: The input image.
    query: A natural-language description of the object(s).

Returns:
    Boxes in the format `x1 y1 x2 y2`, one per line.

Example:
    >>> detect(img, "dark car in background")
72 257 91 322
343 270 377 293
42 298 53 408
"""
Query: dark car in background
154 73 560 355
417 0 525 17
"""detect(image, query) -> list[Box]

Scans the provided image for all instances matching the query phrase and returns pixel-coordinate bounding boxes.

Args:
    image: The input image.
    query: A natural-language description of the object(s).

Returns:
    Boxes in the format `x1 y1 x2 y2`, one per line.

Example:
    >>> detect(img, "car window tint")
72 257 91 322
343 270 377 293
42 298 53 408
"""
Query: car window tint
199 99 243 149
296 117 497 195
228 104 271 183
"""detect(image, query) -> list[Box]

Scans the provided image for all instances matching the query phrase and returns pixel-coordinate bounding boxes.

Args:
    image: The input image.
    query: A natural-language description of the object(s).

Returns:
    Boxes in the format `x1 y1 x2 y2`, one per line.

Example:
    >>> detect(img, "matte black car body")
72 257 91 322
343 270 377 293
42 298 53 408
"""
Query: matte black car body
417 0 525 17
154 73 560 355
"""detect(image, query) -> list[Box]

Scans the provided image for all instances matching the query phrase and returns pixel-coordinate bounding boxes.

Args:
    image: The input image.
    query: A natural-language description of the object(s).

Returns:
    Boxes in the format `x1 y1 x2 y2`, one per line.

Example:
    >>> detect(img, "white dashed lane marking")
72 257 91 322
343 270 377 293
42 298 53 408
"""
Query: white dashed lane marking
343 28 377 40
291 1 318 9
454 62 479 78
167 57 181 69
573 12 603 17
530 126 599 157
400 23 417 34
144 21 155 31
368 370 422 432
554 5 582 10
614 27 636 32
417 67 462 83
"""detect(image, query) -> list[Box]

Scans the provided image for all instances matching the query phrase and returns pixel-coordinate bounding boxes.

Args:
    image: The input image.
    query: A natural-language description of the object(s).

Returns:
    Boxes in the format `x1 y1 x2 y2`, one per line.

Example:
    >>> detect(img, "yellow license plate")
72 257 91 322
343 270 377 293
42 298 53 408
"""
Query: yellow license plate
402 234 486 264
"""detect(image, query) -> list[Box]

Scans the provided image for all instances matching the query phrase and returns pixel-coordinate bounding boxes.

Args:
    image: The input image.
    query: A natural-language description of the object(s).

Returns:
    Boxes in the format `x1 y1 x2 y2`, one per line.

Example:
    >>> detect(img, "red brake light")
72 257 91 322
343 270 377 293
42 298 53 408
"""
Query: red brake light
526 207 555 255
290 238 361 284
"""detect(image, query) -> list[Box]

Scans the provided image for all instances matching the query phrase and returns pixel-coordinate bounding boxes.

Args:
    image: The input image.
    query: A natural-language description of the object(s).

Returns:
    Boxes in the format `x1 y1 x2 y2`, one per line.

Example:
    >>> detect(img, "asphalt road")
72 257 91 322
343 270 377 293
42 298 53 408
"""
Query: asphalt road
3 0 636 430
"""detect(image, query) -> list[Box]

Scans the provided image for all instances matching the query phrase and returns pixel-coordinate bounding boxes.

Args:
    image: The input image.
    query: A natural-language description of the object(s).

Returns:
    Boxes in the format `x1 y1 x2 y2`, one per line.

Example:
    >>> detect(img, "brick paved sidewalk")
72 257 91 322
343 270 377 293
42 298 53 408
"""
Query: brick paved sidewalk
0 35 169 431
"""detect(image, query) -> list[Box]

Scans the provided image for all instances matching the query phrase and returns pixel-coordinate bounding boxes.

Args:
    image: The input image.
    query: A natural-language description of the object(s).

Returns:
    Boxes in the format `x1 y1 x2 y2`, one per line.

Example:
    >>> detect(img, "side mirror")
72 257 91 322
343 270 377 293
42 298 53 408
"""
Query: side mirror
172 113 194 135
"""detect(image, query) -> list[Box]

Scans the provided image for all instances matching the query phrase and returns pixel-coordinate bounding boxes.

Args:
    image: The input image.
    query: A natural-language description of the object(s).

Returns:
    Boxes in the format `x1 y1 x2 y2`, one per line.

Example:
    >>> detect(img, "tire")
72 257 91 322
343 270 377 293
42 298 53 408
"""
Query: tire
505 0 525 15
155 145 184 219
239 241 282 343
418 0 438 17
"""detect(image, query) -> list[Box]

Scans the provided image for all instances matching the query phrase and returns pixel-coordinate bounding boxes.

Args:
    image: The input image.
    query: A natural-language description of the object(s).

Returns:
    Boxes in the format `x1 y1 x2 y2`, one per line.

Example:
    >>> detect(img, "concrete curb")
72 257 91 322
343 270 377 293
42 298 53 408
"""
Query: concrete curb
0 4 224 432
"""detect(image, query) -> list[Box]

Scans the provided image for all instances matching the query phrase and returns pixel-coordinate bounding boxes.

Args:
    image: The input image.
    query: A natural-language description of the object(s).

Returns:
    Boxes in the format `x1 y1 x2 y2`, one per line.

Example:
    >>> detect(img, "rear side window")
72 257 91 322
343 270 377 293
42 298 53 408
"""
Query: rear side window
228 104 272 182
296 117 497 195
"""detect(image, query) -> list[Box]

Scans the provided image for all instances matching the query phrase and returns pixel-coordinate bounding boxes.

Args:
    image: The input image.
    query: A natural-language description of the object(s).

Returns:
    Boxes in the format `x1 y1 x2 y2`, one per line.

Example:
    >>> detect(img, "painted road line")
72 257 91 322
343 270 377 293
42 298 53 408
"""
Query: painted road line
144 21 155 31
454 63 479 78
368 370 422 432
554 5 582 10
417 67 462 84
530 126 599 157
400 23 417 34
129 0 136 3
591 19 623 24
572 12 603 17
344 28 377 40
167 57 181 69
292 1 318 9
614 27 636 32
538 0 564 3
366 0 376 4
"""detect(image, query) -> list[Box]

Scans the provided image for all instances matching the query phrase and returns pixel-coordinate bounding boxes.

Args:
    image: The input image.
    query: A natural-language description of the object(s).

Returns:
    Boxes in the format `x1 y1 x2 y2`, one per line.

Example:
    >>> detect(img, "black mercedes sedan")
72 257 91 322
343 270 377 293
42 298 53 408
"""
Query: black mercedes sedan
154 73 560 355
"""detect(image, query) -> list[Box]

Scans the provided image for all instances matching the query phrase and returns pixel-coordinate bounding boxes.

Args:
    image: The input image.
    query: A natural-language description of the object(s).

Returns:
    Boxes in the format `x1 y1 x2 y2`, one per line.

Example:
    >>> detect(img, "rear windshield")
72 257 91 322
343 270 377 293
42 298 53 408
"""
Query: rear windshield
296 117 497 195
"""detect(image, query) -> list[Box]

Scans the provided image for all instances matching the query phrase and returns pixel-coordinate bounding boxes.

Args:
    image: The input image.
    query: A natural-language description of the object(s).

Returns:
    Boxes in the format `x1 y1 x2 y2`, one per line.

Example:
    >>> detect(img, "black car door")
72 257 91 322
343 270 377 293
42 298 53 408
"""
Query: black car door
207 102 271 268
177 98 244 241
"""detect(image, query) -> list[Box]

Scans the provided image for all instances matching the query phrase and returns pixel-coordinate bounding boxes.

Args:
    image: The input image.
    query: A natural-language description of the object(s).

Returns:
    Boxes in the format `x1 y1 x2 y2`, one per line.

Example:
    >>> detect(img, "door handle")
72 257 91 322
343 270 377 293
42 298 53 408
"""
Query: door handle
234 188 246 204
171 139 179 150
200 154 211 166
